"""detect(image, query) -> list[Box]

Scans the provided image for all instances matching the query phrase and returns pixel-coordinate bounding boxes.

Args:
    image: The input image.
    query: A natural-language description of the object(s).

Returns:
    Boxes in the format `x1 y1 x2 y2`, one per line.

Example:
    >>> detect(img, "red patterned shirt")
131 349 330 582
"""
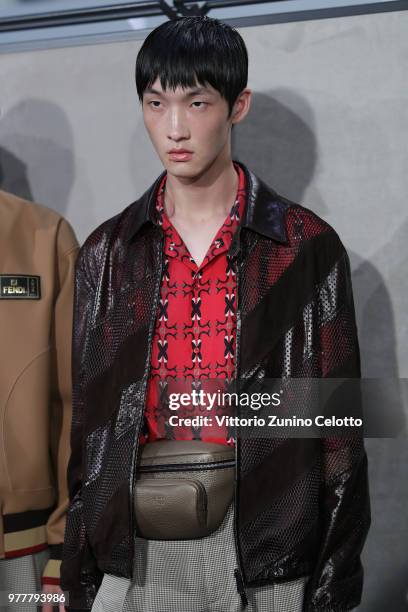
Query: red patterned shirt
139 161 246 447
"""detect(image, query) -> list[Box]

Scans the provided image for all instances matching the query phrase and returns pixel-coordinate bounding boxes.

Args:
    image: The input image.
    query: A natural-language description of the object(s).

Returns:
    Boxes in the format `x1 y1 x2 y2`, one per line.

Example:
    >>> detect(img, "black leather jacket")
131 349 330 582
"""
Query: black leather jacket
61 160 370 611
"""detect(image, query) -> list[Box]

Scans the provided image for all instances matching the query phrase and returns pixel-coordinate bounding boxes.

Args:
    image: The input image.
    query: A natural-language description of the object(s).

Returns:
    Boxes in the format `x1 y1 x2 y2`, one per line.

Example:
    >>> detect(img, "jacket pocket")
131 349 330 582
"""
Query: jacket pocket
3 348 54 492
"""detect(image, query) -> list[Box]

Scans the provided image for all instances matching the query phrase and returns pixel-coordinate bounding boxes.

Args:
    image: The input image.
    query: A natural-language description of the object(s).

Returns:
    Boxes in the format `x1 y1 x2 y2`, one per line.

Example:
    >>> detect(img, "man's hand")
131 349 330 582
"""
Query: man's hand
41 583 66 612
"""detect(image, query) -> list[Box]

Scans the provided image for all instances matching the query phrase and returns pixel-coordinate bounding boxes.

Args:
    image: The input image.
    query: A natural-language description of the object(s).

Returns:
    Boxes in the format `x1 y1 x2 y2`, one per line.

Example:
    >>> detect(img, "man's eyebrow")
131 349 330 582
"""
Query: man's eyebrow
143 87 213 97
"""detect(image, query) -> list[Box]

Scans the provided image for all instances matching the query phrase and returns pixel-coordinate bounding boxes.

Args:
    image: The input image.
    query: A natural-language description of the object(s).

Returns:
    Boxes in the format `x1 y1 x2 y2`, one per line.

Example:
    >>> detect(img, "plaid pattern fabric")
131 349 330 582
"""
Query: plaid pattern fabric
91 503 309 612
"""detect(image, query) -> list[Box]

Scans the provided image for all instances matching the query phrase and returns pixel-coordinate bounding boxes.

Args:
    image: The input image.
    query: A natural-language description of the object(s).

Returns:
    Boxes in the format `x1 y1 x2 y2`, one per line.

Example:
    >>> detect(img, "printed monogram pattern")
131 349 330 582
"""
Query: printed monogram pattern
139 162 246 446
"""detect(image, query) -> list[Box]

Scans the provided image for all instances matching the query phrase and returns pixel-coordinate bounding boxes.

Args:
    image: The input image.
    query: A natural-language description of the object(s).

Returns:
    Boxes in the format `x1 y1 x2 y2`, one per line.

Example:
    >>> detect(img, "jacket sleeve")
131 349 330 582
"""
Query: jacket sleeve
60 242 103 610
42 218 79 586
304 238 371 612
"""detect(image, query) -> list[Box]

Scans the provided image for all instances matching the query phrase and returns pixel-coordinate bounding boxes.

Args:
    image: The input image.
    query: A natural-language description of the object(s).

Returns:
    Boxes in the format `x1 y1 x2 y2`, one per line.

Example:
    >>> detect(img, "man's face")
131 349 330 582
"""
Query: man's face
142 77 247 179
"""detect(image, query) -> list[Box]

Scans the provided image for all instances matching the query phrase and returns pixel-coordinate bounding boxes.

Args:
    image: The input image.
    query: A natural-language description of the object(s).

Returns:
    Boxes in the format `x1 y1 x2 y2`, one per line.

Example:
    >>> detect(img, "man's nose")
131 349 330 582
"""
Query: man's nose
167 109 189 140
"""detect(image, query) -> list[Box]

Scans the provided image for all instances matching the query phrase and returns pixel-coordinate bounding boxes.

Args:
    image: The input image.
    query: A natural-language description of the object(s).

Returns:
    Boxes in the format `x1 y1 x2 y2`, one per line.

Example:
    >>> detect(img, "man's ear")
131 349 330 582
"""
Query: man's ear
231 88 252 126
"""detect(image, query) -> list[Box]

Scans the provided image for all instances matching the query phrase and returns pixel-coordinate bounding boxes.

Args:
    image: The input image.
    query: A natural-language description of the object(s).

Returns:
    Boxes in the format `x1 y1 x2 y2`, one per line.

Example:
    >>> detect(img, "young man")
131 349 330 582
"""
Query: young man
61 15 371 612
0 189 78 612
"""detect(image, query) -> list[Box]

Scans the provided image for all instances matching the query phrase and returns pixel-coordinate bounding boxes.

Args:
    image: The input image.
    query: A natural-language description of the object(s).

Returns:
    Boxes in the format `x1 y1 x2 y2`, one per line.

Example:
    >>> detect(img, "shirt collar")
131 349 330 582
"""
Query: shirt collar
124 160 288 245
156 161 247 261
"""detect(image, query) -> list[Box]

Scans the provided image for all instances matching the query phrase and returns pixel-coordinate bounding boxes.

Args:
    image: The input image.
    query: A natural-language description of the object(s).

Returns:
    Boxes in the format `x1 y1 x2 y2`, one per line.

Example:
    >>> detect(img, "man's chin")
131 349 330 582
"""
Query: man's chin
164 159 204 179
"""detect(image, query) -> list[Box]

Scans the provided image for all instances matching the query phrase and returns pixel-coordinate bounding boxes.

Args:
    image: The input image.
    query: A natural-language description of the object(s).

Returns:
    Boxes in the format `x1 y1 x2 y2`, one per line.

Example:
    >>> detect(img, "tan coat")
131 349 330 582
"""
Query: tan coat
0 190 78 581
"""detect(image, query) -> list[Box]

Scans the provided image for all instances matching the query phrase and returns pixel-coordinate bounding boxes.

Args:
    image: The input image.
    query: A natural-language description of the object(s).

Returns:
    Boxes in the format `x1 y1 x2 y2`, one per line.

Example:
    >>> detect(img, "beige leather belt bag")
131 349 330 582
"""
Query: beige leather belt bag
134 440 235 540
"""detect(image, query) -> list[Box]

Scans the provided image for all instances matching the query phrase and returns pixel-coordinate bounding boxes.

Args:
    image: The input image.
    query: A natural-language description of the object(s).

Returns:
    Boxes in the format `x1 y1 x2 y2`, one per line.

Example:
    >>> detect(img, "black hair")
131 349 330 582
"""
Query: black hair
135 16 248 119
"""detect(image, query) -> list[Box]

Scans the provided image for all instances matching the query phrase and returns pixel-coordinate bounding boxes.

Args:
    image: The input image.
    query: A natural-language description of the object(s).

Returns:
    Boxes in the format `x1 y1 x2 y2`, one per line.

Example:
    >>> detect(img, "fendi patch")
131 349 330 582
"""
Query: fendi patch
0 275 41 300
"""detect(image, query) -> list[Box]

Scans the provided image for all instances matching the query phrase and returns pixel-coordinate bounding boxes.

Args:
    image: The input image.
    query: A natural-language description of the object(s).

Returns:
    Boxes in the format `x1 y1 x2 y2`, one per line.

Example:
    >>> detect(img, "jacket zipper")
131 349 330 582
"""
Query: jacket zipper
231 228 248 608
129 228 165 569
138 458 236 473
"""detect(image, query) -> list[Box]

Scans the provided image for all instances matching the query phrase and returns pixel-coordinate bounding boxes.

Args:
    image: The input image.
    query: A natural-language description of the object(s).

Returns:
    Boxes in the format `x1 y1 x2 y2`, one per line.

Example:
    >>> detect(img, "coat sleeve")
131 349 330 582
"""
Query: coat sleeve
60 242 103 610
304 237 371 612
42 218 79 585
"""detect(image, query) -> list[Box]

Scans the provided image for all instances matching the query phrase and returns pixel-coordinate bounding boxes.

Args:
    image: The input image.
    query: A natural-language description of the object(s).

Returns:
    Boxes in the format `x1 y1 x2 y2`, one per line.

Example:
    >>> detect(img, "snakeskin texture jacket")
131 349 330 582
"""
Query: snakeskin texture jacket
60 160 371 611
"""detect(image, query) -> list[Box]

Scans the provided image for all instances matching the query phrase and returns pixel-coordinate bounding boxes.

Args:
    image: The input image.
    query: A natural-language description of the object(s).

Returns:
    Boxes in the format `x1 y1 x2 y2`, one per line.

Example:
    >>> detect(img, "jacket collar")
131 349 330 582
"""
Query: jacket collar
124 160 288 245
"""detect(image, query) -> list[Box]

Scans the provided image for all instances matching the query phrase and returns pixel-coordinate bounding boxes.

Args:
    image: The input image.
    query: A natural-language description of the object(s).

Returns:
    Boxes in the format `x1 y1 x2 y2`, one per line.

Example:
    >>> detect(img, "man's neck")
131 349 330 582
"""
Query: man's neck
163 155 239 224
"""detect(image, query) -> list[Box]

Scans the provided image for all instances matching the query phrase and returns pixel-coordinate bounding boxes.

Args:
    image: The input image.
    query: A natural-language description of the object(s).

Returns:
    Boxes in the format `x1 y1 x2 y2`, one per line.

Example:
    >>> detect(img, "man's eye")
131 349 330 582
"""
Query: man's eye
191 101 207 108
148 101 161 108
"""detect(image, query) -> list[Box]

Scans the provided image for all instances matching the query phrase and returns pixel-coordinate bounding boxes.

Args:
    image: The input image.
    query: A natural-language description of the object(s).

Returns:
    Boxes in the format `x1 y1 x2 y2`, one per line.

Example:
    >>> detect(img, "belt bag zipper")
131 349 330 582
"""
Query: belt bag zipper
138 458 236 473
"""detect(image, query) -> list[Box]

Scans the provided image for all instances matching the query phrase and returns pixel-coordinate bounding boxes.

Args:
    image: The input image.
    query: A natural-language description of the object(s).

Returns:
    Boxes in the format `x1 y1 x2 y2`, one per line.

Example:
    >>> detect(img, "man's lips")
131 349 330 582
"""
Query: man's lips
168 150 193 161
